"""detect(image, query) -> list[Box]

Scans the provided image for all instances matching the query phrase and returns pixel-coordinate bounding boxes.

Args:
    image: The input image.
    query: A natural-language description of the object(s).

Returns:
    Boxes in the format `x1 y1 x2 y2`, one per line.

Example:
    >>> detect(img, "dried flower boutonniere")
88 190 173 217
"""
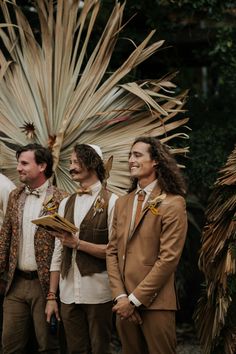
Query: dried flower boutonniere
145 193 166 215
93 195 107 217
41 195 59 216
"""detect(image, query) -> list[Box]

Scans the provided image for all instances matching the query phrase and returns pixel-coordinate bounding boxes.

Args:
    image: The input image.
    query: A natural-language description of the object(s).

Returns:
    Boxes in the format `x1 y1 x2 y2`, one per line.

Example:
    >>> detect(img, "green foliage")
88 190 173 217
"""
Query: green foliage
186 122 236 203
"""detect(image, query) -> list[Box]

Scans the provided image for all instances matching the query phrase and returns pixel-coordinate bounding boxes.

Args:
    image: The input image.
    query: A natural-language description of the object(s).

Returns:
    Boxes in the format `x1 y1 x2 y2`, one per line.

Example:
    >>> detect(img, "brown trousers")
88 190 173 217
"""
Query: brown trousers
116 309 177 354
60 301 112 354
2 275 60 354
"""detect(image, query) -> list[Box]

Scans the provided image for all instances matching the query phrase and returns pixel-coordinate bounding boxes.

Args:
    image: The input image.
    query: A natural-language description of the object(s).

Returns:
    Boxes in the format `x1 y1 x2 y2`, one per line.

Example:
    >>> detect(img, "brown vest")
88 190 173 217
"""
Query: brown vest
61 188 111 278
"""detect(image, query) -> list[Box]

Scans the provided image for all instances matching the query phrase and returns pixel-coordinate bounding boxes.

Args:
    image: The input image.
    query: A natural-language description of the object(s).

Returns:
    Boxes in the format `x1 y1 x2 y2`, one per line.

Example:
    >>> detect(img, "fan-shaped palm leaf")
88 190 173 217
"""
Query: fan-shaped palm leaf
194 145 236 354
0 0 189 194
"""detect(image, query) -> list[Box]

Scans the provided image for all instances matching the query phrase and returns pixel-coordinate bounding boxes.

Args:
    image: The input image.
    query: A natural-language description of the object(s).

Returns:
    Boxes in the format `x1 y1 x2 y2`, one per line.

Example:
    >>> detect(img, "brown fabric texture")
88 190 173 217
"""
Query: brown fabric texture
61 188 111 278
60 301 112 354
0 184 67 296
106 184 188 310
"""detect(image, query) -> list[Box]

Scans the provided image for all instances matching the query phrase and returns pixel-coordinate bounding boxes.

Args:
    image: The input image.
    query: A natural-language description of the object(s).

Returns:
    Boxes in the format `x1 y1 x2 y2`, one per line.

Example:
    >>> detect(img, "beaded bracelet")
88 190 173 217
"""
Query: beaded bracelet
46 291 57 301
46 297 57 301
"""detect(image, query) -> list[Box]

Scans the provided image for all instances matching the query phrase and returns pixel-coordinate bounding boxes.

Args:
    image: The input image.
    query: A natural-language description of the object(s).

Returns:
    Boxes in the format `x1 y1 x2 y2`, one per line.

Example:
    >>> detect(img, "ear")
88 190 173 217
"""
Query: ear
39 162 47 173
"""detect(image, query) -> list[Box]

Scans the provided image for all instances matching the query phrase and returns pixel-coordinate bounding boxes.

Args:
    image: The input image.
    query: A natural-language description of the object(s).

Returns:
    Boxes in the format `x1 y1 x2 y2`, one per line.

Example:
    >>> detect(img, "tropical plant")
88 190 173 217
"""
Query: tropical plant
194 144 236 354
0 0 188 194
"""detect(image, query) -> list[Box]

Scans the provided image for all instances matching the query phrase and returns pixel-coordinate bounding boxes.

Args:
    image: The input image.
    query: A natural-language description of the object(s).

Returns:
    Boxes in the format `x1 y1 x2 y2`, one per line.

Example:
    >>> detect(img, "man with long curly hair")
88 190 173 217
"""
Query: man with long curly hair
106 136 188 354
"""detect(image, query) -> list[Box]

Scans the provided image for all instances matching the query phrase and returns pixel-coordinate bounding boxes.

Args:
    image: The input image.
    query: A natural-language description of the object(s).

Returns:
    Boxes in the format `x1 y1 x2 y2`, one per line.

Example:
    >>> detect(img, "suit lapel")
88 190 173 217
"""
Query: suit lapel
17 187 27 241
128 184 162 240
123 191 135 247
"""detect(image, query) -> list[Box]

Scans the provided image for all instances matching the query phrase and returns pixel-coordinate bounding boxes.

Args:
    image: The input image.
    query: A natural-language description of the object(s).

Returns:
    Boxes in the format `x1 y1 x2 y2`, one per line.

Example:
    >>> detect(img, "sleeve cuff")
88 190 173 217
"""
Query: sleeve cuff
128 293 142 307
113 293 127 304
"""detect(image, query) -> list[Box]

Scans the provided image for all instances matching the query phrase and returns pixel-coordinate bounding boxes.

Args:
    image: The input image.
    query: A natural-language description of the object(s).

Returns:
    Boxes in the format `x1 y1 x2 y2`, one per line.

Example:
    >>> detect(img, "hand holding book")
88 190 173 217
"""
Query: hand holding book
32 213 78 233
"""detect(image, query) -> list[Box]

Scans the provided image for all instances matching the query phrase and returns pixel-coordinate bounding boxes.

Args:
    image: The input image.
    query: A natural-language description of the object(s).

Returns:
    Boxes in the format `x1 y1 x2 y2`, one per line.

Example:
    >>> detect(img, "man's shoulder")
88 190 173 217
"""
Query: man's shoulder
0 173 14 184
161 193 186 210
0 174 16 190
163 193 185 202
115 191 133 205
9 185 23 197
49 185 68 198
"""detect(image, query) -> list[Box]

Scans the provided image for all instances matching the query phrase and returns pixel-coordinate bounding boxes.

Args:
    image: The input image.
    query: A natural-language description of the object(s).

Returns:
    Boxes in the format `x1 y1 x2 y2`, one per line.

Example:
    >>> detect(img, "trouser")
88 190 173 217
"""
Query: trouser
2 275 60 354
61 301 113 354
116 309 177 354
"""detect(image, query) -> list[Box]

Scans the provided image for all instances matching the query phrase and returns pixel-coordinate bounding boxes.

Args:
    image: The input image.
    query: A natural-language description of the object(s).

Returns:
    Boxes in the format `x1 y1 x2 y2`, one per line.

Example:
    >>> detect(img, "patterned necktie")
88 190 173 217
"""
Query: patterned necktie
134 190 145 226
77 187 92 196
25 186 40 198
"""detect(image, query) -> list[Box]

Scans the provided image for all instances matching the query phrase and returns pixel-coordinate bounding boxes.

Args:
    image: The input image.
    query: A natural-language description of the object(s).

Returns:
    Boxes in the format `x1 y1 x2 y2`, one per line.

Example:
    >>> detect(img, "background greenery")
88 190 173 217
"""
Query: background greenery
9 0 236 325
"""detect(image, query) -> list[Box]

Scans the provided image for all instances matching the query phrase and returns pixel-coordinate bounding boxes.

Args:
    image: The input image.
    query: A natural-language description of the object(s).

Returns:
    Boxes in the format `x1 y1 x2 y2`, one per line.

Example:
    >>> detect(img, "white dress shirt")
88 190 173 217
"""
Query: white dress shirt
17 180 49 271
0 173 15 229
50 181 118 304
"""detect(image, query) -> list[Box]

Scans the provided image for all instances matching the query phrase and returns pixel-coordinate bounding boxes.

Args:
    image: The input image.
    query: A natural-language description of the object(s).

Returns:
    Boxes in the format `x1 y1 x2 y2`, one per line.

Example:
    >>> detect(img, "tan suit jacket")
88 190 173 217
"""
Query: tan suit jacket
106 184 187 310
0 184 67 296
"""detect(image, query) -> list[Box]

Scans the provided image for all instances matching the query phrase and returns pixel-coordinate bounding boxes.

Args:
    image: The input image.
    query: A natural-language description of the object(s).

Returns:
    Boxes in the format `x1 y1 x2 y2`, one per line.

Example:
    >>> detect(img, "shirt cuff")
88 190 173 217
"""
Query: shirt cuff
114 294 128 303
128 293 142 307
50 265 61 272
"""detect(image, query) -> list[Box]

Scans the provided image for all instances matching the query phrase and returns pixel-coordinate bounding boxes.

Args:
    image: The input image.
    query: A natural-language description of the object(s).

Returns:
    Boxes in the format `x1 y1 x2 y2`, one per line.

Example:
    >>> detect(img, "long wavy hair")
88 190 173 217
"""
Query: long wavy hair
128 136 187 196
73 144 105 183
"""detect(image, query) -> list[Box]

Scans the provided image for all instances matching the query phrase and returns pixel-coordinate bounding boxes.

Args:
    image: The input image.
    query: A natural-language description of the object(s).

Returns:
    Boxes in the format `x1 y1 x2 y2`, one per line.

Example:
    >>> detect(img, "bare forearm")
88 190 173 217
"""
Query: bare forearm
49 271 60 293
79 240 107 259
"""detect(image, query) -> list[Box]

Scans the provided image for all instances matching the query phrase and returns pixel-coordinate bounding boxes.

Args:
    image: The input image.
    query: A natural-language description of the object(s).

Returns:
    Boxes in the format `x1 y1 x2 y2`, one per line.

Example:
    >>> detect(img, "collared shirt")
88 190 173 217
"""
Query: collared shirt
129 179 157 232
0 173 15 229
128 179 158 307
50 181 118 304
17 180 49 271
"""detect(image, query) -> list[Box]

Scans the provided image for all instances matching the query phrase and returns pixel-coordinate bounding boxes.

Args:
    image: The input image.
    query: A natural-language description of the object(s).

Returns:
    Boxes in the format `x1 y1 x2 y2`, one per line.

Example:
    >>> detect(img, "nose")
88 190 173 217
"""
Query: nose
17 163 21 171
70 161 75 168
129 154 135 163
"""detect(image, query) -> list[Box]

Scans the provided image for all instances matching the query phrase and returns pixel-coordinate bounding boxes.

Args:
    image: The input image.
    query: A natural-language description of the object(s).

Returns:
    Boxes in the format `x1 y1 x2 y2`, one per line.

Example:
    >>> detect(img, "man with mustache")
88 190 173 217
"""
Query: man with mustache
0 143 66 354
106 136 188 354
46 144 118 354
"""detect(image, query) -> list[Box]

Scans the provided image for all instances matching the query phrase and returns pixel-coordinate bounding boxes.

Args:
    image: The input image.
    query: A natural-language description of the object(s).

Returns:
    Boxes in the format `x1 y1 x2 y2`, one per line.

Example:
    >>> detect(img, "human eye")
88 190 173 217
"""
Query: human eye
134 152 142 158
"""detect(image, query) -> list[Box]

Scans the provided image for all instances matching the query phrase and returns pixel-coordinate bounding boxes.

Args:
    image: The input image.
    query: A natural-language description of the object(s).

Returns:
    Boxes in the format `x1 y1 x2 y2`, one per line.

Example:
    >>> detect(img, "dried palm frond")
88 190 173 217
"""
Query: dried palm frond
0 0 189 194
194 145 236 354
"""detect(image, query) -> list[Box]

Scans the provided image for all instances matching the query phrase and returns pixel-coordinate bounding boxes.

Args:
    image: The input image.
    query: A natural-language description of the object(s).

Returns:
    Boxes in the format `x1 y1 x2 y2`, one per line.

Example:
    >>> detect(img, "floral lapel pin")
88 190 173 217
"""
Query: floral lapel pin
144 193 167 215
93 195 107 217
41 195 58 215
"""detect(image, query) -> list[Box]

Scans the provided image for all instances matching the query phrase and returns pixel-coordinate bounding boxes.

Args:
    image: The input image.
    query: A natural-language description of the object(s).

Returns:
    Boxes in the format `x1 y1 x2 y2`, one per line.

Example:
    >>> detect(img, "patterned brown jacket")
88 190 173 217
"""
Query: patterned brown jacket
0 183 67 296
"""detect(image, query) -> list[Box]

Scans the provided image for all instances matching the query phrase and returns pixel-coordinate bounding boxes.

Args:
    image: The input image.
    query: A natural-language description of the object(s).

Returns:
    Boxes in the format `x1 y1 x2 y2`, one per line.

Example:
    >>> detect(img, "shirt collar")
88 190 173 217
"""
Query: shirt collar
136 179 158 195
25 179 49 196
78 180 101 195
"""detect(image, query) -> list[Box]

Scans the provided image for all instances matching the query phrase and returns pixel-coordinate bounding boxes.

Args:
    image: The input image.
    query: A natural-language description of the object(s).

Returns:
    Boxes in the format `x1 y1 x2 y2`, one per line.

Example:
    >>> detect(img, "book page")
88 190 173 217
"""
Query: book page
32 213 78 233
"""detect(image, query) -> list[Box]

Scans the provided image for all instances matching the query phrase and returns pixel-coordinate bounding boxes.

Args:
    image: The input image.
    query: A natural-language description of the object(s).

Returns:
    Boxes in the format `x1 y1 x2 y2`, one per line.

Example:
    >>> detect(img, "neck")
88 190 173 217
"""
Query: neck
79 176 100 189
138 177 156 190
27 177 48 189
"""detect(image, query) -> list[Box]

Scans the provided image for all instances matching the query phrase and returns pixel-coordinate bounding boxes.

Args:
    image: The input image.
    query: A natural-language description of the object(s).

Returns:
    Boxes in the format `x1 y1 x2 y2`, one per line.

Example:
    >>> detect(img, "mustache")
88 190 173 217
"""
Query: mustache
69 169 80 175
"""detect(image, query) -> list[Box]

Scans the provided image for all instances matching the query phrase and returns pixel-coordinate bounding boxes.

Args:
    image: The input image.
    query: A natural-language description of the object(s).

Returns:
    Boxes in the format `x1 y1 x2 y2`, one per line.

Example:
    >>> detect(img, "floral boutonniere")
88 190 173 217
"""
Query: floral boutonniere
93 195 107 217
145 193 166 215
41 195 59 216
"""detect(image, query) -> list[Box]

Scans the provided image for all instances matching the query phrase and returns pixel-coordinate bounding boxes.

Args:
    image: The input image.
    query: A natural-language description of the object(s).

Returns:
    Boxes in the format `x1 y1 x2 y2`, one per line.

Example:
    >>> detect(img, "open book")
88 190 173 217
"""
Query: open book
32 213 78 233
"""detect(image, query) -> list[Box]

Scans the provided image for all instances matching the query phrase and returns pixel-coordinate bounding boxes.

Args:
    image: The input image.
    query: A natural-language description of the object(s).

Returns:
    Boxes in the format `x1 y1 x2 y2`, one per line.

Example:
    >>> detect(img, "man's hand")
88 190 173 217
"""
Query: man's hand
113 297 143 325
45 299 60 322
112 297 135 319
127 309 143 325
50 230 79 249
